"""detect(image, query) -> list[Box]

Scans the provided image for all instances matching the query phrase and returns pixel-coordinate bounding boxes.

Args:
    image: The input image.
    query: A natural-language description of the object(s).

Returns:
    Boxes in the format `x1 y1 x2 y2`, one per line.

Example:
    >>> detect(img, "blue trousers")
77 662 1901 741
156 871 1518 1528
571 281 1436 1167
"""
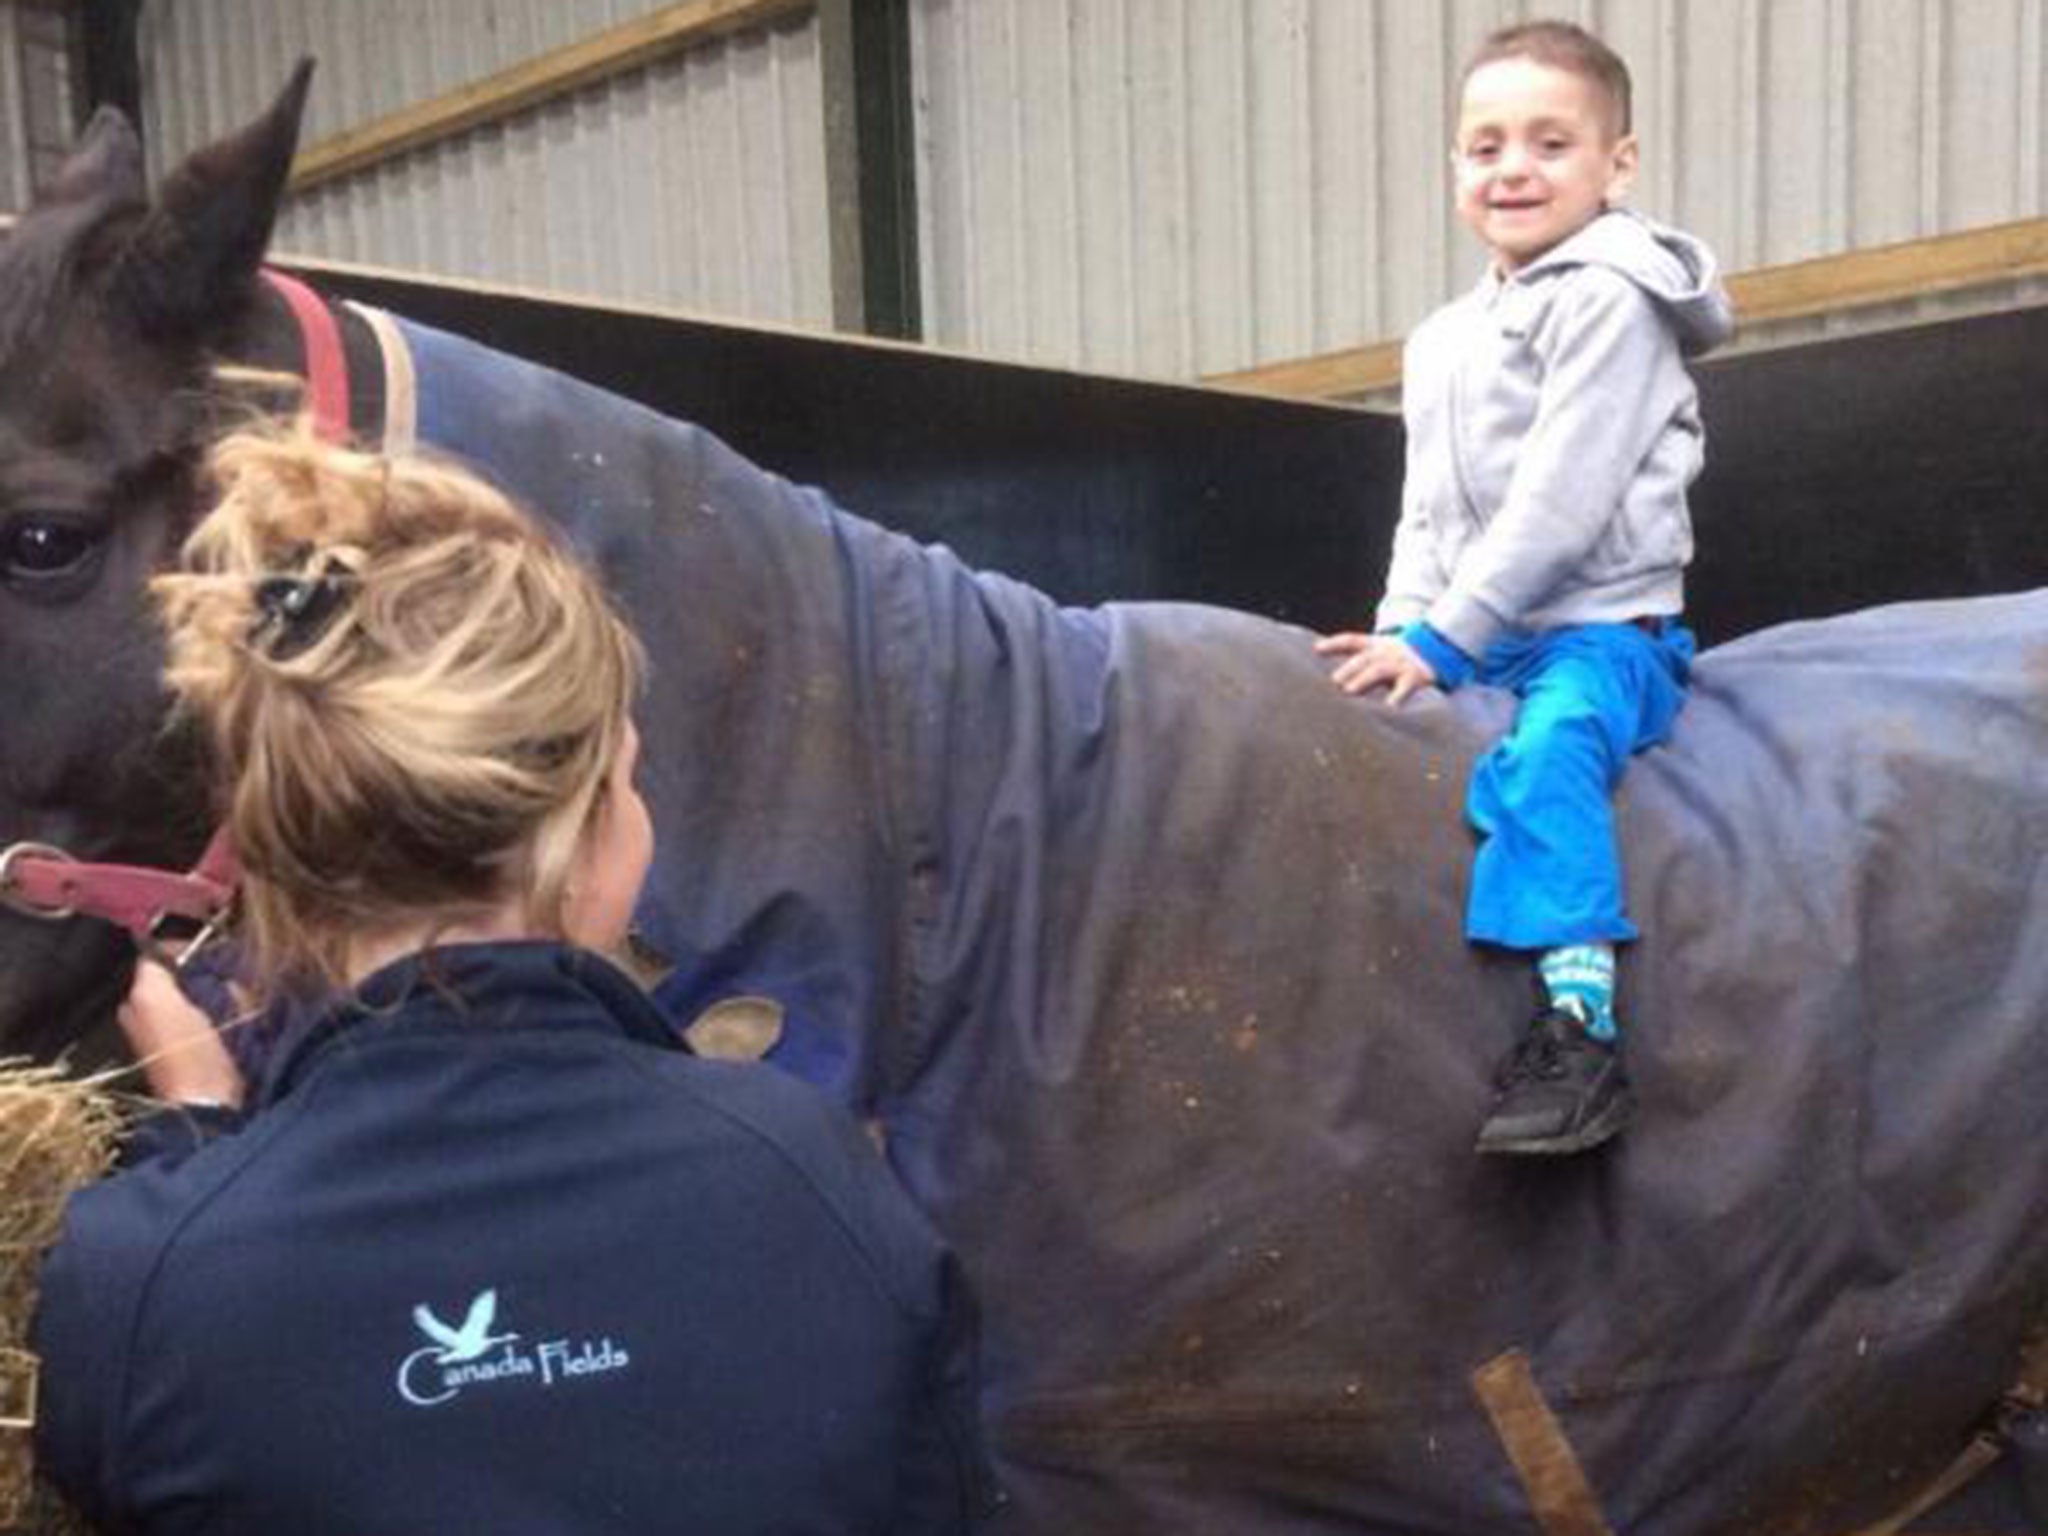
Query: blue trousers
1465 621 1694 950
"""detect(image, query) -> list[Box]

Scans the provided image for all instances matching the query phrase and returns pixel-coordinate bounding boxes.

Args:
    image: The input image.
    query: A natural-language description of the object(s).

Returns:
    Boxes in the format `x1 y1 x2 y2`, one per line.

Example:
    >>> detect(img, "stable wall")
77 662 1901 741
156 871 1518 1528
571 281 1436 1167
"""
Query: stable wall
138 0 835 328
126 0 2048 386
910 0 2048 376
0 0 74 217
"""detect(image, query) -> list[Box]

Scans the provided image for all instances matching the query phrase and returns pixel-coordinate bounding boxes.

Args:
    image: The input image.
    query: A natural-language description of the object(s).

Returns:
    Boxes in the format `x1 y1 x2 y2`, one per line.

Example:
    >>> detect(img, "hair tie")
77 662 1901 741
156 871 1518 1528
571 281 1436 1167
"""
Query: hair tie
249 552 358 660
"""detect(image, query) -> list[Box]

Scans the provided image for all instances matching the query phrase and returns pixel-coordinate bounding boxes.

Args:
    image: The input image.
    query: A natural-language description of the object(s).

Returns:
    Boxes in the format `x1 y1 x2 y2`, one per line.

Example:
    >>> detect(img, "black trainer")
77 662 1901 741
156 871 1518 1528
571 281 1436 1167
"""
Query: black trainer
1475 1006 1631 1156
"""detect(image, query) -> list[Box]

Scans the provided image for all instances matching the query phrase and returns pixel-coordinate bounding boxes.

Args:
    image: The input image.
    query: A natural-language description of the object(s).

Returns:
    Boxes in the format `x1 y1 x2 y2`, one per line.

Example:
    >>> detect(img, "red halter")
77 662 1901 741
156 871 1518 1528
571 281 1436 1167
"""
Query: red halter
0 268 349 958
260 267 351 442
0 833 240 959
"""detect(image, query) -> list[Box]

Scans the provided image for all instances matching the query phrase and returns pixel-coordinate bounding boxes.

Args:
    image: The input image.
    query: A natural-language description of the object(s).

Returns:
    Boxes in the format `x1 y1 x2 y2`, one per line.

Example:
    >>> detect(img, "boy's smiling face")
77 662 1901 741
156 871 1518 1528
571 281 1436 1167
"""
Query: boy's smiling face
1454 57 1637 273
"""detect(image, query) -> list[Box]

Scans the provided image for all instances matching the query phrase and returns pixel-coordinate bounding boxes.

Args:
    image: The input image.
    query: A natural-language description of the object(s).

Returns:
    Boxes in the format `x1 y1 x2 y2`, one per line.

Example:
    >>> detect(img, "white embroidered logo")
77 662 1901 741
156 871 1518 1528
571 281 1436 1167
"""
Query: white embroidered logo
413 1289 519 1363
395 1287 632 1408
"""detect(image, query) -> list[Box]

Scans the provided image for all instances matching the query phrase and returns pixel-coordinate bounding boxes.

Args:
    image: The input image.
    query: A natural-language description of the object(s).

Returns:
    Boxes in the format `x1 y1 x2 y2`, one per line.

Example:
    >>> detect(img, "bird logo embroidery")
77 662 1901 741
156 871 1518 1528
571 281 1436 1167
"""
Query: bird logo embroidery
412 1289 521 1364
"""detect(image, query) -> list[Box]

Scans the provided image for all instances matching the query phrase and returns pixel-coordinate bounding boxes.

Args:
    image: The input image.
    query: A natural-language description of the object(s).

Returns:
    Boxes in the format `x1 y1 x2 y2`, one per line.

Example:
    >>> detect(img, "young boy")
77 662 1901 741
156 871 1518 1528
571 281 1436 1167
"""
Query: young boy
1316 21 1732 1157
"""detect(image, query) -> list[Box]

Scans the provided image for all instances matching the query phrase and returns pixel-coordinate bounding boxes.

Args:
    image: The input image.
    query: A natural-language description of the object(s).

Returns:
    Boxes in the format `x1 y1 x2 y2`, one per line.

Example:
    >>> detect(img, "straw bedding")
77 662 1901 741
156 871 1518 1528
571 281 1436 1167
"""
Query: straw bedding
0 1064 123 1535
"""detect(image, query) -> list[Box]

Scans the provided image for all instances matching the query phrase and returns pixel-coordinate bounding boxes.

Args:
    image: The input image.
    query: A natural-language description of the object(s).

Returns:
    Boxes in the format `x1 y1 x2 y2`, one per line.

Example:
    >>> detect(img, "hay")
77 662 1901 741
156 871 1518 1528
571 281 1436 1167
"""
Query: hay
0 1063 125 1535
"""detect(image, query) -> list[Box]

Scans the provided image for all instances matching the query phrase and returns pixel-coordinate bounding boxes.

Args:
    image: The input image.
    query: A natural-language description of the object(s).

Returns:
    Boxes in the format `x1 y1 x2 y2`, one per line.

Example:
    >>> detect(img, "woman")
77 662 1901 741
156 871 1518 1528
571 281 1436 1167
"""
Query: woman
32 423 990 1534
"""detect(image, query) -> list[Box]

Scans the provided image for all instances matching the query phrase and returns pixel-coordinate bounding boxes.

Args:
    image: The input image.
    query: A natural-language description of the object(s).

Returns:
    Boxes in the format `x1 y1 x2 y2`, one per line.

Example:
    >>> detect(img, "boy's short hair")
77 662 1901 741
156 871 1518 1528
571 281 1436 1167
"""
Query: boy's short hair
1462 20 1632 138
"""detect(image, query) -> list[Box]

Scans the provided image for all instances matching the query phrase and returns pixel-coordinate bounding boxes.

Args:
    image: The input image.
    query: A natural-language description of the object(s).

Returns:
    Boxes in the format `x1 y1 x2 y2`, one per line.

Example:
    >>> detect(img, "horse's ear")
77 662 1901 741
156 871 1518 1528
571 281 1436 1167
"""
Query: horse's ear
1 106 145 267
38 106 147 213
110 58 315 343
0 108 149 368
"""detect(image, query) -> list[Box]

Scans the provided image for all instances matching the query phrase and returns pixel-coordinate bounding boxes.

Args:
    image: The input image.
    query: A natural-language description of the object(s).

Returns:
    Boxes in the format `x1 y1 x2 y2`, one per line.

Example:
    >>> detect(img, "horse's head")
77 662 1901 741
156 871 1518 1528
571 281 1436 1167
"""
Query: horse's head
0 66 311 1062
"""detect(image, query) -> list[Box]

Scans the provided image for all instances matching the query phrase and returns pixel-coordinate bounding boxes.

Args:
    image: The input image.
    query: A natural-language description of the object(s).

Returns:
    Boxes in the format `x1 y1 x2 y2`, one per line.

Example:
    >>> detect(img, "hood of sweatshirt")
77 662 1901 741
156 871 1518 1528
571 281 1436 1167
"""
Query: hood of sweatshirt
1512 208 1734 357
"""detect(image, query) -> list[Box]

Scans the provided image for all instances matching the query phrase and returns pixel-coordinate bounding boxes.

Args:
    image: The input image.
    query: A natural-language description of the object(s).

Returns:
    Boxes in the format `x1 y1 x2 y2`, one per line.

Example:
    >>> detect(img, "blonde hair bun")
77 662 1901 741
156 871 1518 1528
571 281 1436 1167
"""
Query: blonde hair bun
153 417 644 993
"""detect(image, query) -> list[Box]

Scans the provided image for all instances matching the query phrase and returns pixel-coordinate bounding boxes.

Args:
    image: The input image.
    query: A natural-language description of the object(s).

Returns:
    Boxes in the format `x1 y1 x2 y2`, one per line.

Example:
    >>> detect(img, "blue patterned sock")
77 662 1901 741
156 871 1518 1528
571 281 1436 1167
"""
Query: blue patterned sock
1538 944 1618 1040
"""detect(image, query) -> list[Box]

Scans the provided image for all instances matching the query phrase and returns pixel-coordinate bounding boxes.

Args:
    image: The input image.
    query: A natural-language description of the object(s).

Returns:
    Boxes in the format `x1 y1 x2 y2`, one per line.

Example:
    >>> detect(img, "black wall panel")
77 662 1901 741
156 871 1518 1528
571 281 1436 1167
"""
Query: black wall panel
312 264 2048 646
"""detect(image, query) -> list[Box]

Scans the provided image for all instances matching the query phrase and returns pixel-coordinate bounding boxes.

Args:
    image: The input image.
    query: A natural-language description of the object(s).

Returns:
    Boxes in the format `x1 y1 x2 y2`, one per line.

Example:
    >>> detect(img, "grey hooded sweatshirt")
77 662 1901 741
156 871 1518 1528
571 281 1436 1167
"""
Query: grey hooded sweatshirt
1375 209 1734 659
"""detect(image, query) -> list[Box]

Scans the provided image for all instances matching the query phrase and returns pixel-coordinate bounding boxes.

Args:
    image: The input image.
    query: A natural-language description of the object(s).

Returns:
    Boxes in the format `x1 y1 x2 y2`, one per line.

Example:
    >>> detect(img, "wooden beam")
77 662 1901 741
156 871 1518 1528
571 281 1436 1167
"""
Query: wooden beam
1207 217 2048 403
287 0 813 193
1206 338 1406 404
1725 215 2048 323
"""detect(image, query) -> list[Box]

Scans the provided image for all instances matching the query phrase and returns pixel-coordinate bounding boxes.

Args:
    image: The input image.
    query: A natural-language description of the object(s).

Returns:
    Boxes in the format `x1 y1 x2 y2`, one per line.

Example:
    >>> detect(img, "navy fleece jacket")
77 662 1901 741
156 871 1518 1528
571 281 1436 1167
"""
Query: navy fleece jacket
34 942 992 1535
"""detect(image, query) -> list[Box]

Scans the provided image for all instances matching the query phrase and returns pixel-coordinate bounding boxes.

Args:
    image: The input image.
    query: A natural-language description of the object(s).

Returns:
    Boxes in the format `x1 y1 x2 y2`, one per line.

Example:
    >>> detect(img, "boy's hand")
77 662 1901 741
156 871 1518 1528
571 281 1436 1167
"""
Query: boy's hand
118 959 246 1109
1315 631 1439 705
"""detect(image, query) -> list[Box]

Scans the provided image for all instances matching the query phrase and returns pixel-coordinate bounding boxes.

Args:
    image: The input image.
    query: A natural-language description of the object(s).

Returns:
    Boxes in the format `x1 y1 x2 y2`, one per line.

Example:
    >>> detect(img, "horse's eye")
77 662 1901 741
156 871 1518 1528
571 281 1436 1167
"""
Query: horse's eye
2 516 103 587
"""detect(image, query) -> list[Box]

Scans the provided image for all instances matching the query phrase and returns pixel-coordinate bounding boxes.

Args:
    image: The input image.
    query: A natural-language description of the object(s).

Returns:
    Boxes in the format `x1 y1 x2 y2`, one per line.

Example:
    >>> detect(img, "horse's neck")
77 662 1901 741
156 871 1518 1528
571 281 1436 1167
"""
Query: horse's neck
214 281 307 392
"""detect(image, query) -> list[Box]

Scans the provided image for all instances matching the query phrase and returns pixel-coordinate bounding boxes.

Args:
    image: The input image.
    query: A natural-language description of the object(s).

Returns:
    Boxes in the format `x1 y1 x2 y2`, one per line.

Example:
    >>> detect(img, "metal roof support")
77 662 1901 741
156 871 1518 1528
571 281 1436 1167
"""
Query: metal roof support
818 0 919 340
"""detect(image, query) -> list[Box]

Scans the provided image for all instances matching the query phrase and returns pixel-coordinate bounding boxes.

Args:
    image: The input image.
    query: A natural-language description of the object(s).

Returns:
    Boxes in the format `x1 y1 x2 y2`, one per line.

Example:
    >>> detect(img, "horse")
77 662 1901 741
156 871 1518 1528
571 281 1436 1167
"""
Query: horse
4 69 2046 1535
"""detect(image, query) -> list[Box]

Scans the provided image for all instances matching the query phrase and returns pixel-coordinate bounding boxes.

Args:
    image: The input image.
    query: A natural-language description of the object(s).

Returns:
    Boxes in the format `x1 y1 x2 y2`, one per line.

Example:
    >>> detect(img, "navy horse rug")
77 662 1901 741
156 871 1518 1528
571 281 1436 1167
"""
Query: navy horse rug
405 316 2048 1536
2 76 2046 1535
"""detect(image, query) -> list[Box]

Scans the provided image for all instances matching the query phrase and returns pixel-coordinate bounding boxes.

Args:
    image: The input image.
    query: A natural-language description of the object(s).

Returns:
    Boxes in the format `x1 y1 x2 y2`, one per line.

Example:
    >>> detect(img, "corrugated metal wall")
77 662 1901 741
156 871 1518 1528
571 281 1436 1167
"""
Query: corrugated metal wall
0 3 28 215
138 0 834 327
124 1 2046 378
0 0 78 215
909 0 2048 377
